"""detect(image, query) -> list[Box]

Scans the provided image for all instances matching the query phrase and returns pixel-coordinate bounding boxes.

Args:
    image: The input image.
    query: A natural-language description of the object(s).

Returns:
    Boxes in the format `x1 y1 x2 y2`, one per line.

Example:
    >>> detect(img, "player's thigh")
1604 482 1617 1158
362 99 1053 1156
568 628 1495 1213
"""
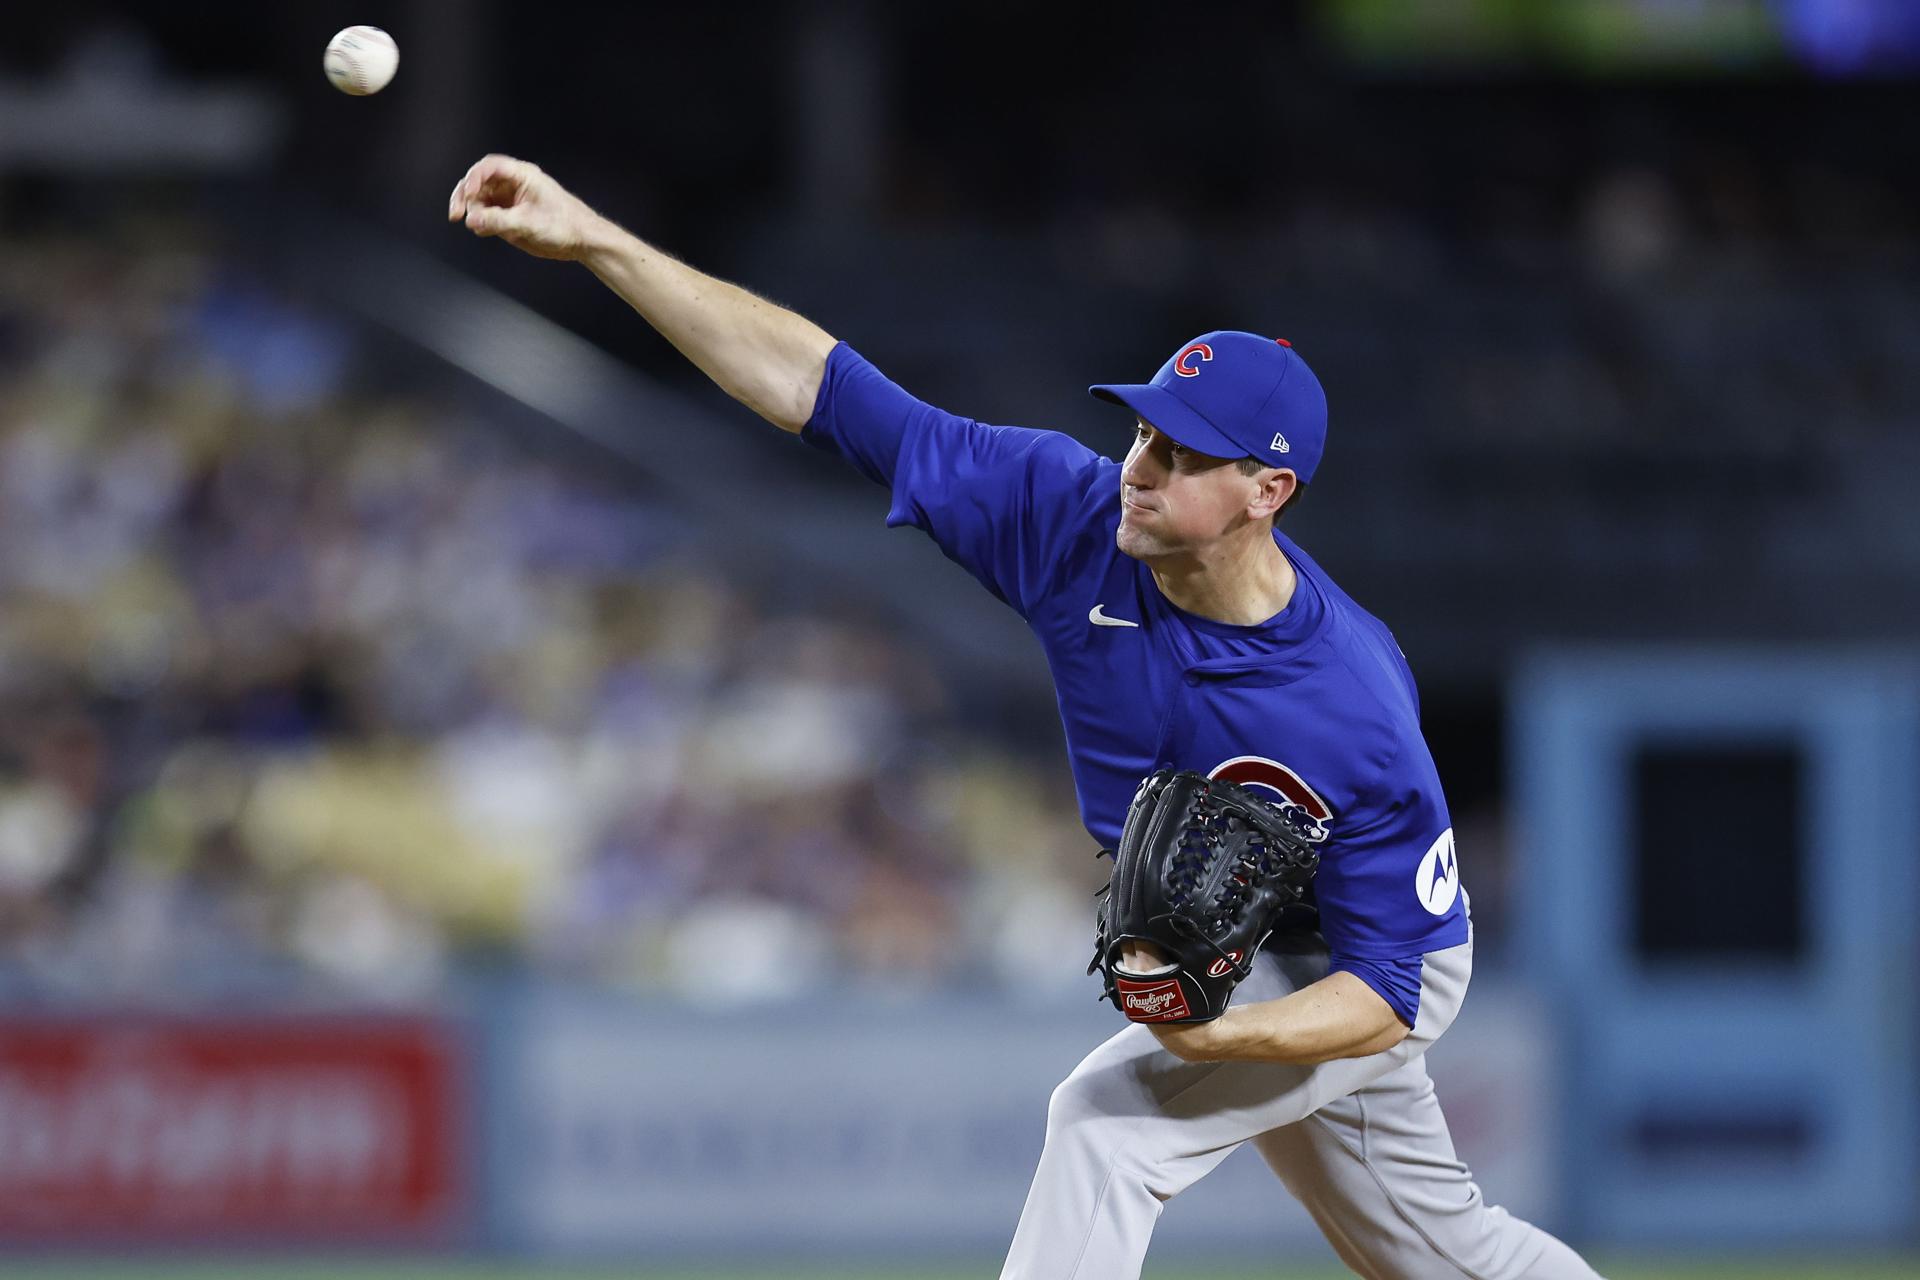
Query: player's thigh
1045 949 1422 1159
1253 1056 1548 1280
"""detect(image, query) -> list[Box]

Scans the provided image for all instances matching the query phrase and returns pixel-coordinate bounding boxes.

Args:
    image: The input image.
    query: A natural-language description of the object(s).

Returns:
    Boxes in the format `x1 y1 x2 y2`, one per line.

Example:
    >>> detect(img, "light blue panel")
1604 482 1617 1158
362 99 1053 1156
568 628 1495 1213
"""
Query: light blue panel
1512 648 1920 1247
476 981 1560 1260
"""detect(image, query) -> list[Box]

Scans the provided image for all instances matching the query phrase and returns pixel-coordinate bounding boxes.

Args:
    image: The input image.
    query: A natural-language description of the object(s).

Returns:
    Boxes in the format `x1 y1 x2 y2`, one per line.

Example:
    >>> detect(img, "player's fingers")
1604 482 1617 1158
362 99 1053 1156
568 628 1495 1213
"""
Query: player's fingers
461 153 531 208
477 174 524 208
451 157 491 215
450 154 527 220
463 204 531 239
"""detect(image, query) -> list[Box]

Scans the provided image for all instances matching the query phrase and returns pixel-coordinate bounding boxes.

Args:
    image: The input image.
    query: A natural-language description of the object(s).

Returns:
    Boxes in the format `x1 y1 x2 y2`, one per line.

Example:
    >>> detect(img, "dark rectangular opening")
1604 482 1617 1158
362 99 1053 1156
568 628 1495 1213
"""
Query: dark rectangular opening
1631 1106 1812 1166
1631 742 1805 962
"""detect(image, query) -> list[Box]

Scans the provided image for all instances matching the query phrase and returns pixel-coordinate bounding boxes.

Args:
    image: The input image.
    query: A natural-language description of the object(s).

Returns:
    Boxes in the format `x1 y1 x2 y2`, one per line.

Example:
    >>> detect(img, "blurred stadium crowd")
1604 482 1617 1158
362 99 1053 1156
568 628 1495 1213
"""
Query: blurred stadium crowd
0 232 1099 1006
3 3 1916 1017
5 151 1917 1007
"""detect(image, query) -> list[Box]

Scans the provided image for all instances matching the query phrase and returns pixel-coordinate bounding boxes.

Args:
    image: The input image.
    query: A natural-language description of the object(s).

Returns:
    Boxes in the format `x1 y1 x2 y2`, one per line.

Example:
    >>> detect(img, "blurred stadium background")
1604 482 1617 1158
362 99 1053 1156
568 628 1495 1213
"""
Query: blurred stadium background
1 1 1918 1276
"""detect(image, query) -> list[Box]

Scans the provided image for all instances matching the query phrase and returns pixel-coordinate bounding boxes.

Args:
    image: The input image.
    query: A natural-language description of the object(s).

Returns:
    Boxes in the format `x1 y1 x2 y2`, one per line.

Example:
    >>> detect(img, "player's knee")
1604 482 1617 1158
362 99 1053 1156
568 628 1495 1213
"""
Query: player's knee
1044 1073 1091 1137
1043 1061 1116 1141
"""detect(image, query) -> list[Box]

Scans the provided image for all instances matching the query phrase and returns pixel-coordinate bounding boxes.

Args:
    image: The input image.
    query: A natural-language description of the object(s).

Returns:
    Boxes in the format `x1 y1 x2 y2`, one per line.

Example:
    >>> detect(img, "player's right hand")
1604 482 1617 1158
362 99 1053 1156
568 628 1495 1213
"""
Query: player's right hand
447 154 605 261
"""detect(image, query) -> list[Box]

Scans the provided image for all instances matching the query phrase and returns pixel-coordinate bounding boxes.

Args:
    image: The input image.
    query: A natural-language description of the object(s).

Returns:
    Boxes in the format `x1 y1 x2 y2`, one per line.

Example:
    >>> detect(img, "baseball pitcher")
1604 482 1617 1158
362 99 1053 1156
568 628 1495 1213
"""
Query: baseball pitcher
450 154 1604 1280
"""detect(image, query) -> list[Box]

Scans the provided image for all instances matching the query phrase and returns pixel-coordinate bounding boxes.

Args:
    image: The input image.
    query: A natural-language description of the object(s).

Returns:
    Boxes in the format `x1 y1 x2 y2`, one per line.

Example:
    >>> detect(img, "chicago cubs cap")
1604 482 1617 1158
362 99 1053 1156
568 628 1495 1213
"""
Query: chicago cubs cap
1089 330 1328 483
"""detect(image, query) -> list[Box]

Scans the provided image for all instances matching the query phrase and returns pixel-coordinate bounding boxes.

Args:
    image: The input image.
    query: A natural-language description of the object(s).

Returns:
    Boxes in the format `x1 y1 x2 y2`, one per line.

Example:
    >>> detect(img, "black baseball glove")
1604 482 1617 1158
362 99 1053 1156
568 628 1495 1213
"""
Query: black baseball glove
1090 769 1325 1024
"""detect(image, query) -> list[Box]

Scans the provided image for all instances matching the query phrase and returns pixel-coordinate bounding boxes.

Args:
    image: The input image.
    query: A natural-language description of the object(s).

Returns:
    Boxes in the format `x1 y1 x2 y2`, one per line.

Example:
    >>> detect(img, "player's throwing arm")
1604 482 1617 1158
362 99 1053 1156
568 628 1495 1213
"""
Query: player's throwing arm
448 153 836 432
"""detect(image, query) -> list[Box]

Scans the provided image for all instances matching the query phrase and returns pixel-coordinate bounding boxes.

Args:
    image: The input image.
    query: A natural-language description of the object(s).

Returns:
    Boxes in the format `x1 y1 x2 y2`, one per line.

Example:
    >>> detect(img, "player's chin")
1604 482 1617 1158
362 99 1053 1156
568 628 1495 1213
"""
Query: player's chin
1116 517 1173 562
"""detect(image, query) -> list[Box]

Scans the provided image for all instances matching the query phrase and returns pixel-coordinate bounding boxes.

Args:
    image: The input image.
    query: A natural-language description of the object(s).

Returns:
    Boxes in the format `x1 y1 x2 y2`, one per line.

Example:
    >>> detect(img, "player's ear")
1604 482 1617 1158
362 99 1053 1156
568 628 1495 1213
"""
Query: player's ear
1248 468 1297 521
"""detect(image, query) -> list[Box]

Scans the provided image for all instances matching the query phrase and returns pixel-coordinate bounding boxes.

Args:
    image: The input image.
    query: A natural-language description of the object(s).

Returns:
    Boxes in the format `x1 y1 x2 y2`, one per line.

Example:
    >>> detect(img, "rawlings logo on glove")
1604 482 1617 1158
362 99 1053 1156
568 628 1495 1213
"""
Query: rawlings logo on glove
1115 978 1191 1021
1090 770 1324 1024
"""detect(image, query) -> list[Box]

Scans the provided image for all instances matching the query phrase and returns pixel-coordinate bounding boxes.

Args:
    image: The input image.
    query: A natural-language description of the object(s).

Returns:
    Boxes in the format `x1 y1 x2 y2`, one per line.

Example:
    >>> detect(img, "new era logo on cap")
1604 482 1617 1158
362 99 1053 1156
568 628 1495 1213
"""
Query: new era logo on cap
1088 330 1328 483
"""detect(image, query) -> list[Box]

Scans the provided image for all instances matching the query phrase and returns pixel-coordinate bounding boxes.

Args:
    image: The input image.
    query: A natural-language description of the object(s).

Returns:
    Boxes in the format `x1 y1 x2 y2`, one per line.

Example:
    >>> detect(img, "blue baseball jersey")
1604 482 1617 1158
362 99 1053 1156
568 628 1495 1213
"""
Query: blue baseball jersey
801 343 1470 1024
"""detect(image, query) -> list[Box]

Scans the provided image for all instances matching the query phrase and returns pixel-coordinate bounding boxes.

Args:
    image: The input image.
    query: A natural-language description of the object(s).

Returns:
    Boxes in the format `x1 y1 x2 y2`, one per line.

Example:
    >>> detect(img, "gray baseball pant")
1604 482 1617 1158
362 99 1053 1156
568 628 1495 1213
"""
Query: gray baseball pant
1000 932 1603 1279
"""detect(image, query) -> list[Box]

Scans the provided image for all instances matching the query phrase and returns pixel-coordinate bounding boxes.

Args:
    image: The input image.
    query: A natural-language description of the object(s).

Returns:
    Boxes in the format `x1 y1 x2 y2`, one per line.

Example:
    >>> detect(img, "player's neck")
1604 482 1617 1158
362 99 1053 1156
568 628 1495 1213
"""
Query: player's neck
1147 528 1297 627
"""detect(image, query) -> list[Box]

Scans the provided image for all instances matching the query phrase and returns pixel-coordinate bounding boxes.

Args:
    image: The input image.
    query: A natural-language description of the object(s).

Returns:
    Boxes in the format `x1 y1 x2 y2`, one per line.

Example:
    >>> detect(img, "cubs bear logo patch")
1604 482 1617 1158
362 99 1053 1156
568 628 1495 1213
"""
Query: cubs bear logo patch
1207 755 1333 844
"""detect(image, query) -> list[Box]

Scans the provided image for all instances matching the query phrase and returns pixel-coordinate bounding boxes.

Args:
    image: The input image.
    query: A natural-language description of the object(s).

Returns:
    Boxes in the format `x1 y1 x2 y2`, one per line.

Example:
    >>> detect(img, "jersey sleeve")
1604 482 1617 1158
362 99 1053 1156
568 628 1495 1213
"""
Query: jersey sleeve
800 342 1110 617
1326 954 1423 1028
1311 736 1469 988
1316 755 1461 1029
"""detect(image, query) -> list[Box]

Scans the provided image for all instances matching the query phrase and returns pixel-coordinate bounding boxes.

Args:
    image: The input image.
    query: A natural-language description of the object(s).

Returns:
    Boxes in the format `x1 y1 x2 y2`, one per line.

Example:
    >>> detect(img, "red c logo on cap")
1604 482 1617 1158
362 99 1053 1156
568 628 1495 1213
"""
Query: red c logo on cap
1174 343 1213 377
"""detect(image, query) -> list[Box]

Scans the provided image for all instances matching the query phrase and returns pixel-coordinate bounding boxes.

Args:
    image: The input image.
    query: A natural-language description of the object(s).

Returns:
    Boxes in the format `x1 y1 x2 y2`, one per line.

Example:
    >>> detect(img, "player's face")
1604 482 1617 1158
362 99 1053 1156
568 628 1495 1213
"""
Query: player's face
1116 420 1263 560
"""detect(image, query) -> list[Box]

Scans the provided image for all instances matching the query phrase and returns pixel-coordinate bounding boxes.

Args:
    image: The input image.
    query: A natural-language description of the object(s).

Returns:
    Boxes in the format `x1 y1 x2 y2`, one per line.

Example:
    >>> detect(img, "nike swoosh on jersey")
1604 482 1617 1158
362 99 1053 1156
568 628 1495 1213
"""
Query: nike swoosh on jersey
1088 604 1140 628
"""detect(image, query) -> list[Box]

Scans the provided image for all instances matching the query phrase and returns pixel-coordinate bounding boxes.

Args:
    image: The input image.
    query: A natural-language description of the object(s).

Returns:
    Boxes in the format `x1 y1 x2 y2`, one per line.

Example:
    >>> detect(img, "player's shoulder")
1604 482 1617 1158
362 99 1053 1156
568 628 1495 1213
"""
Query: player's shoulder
1281 535 1424 727
1280 534 1387 636
968 418 1118 508
1033 441 1123 534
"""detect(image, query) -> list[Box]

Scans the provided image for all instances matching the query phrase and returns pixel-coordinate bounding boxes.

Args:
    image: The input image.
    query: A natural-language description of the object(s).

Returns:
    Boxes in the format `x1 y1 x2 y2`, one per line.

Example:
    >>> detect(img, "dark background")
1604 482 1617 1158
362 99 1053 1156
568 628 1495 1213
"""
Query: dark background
1 0 1915 986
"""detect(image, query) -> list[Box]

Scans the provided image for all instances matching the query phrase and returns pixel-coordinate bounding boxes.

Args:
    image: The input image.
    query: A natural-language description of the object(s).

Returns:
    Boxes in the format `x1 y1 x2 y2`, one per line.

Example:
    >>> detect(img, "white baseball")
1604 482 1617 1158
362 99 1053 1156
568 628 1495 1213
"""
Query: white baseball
324 26 399 96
